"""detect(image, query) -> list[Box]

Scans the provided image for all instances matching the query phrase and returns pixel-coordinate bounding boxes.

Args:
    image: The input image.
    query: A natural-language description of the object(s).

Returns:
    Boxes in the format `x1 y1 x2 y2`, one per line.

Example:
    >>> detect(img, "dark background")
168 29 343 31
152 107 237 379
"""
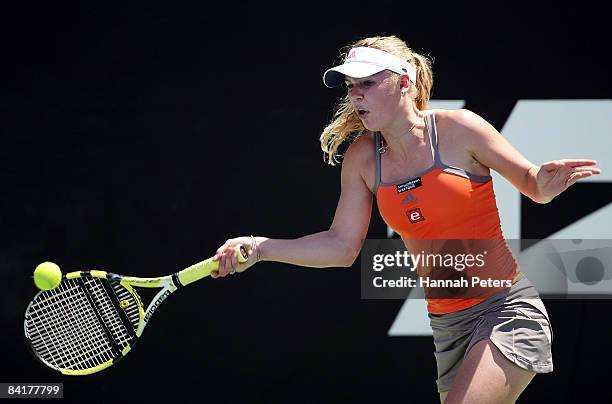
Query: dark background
2 2 611 403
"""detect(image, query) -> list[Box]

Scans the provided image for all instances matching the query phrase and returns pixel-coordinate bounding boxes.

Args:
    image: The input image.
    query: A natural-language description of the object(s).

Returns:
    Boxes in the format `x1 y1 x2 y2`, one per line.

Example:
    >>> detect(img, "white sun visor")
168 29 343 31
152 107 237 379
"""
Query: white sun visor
323 47 417 88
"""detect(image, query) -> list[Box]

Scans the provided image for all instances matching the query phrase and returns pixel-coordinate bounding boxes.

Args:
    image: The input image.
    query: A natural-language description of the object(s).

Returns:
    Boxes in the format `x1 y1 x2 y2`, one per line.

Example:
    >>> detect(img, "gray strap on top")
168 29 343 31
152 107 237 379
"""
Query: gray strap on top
373 132 381 193
425 111 492 182
425 111 442 166
374 111 467 193
374 112 435 194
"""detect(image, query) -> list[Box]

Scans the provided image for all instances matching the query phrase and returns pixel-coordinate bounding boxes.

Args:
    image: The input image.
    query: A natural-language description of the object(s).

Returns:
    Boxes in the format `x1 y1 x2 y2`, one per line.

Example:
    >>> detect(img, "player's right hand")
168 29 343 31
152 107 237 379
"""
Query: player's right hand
211 237 260 278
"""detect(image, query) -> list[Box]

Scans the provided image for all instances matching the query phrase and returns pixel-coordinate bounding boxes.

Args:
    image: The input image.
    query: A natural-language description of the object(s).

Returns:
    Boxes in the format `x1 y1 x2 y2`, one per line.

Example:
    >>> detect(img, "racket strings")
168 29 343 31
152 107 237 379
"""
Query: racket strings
85 278 136 346
25 279 116 370
110 281 140 335
24 277 138 371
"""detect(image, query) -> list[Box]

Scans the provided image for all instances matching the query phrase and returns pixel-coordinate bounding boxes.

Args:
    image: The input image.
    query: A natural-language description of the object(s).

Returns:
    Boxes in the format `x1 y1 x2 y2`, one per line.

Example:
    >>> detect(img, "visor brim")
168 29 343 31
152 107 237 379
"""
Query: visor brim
322 62 387 88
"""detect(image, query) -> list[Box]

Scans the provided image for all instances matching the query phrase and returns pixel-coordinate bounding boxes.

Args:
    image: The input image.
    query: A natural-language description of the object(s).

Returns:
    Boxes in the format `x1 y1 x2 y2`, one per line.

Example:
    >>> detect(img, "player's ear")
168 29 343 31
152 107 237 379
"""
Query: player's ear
400 74 411 96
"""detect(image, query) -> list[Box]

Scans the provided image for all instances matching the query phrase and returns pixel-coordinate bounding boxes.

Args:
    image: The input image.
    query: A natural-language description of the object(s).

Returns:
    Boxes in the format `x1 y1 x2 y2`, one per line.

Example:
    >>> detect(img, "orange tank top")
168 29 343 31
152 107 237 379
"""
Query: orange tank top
374 111 518 314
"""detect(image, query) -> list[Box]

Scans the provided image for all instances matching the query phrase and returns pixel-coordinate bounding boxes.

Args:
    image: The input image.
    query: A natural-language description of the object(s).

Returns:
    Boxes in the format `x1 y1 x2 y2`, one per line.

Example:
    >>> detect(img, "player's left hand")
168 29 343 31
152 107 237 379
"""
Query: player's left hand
536 159 601 201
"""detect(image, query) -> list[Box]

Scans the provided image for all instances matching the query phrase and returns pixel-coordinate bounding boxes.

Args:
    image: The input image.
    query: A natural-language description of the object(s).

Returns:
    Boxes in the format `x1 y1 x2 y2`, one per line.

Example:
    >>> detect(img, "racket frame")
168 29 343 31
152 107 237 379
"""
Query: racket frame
24 246 248 375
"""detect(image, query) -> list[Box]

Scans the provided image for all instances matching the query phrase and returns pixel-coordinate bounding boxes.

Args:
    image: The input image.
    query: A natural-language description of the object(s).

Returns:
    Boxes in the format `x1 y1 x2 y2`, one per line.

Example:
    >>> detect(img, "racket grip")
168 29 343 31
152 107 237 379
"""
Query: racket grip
177 245 249 286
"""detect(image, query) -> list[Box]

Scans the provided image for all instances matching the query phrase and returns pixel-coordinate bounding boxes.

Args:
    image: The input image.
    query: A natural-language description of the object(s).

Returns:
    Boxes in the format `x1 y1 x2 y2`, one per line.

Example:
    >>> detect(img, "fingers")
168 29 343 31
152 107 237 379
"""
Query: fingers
566 171 596 187
211 241 229 278
542 159 600 170
564 166 601 188
220 246 235 277
213 240 230 262
572 166 602 175
564 159 598 167
212 252 231 278
540 160 602 187
211 239 250 279
224 250 237 275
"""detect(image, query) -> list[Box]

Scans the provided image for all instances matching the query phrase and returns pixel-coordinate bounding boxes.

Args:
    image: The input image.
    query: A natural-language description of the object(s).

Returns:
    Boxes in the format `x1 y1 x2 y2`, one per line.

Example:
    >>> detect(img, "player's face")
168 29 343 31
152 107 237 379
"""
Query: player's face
345 70 401 132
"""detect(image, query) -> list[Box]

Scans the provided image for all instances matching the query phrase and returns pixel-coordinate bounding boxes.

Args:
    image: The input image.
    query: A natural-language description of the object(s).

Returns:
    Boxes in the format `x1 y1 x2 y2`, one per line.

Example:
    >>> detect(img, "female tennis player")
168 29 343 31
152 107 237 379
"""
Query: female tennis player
212 35 601 403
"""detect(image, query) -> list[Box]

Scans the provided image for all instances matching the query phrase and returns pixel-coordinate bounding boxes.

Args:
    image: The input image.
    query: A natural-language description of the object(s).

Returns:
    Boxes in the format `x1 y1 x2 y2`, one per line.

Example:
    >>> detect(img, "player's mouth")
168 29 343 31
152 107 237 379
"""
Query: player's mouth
356 109 369 118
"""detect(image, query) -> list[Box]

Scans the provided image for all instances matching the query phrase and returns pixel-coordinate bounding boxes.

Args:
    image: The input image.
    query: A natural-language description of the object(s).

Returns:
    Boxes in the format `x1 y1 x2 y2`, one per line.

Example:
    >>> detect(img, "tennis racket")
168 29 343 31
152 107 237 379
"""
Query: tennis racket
24 246 249 375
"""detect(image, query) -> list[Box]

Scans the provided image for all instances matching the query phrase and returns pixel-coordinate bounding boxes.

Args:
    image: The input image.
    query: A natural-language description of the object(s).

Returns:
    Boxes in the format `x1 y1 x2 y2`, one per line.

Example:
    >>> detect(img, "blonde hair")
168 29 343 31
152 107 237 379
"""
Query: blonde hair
319 35 433 165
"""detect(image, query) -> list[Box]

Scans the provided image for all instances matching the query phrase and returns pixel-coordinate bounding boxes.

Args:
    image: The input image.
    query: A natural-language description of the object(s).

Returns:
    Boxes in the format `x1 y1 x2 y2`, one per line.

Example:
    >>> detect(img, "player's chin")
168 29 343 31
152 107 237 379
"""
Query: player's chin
361 121 380 132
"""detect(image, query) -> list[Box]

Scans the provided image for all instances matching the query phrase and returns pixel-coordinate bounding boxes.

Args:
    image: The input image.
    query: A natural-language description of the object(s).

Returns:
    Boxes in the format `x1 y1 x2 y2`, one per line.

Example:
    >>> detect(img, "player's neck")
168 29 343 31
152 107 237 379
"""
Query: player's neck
380 110 425 156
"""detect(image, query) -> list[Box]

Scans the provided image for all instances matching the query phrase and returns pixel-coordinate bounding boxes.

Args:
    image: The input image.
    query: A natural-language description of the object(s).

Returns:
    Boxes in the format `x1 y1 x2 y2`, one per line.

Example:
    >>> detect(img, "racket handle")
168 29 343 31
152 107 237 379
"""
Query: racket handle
177 245 249 286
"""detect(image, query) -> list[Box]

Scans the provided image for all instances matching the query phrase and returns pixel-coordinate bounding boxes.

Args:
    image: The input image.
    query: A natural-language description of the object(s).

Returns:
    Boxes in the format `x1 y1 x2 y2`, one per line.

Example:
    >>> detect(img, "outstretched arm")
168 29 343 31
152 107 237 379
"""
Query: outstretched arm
449 109 601 203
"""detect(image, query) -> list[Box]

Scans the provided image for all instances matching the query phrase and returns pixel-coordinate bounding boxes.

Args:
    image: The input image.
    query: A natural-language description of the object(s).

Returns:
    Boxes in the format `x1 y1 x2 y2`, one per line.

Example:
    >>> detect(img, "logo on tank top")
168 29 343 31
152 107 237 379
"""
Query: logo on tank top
401 192 417 205
405 208 425 223
396 178 422 194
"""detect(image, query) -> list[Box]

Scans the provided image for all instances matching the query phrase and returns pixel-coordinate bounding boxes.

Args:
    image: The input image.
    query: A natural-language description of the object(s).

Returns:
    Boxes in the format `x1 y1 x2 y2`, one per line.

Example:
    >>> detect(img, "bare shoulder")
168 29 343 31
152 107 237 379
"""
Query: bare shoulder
341 131 376 191
432 109 497 137
427 109 498 175
343 131 375 166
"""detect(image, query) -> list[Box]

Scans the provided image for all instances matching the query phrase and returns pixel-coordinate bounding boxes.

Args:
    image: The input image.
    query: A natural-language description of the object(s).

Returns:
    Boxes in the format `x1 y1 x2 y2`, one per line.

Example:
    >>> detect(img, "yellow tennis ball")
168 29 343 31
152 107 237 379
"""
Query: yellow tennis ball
34 262 62 290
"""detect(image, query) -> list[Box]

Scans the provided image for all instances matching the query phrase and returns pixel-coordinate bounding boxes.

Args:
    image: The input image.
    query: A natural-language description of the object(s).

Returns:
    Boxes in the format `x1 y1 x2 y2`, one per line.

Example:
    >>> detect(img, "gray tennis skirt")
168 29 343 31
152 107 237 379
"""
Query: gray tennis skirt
428 272 554 392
